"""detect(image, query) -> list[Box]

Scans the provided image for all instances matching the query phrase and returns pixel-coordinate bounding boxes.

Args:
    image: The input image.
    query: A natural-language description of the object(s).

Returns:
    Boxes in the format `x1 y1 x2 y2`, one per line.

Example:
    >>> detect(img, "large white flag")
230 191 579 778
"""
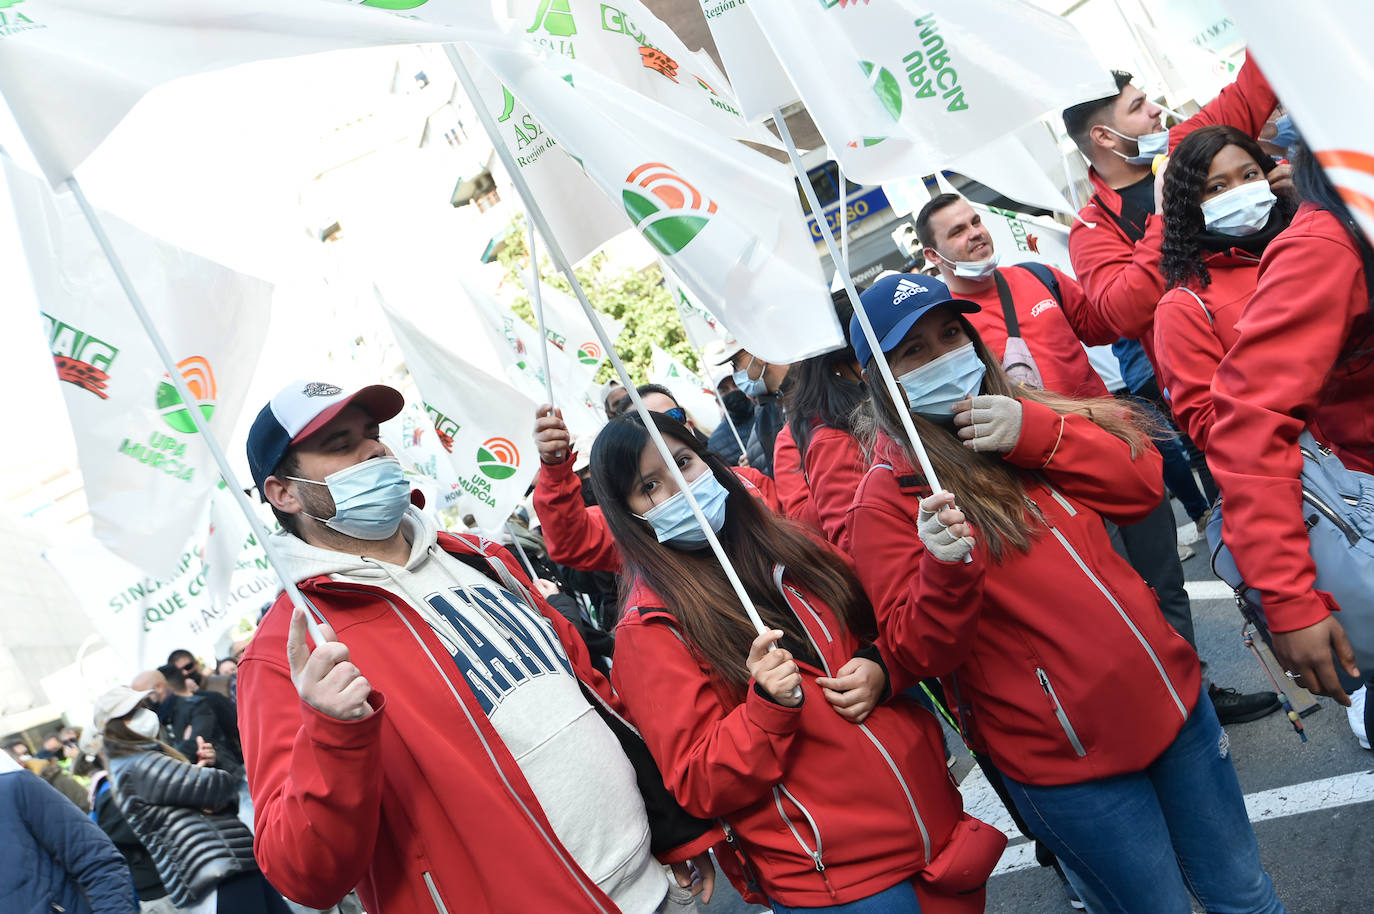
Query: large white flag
949 126 1079 216
0 0 504 184
744 0 1114 185
474 41 842 364
381 399 469 516
972 201 1074 275
381 303 540 531
5 157 271 577
651 345 719 434
460 46 631 264
45 493 276 673
1220 1 1374 243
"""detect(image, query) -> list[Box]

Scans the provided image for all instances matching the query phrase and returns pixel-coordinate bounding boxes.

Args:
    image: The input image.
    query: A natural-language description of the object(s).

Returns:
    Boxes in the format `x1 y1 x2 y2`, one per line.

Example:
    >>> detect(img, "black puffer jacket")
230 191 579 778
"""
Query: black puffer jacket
108 750 256 907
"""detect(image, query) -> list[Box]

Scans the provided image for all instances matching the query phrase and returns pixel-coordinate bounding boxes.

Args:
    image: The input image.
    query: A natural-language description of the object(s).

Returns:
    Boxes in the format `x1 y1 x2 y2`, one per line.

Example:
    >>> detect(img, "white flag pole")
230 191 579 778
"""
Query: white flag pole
505 521 541 582
448 44 776 643
522 222 563 459
66 178 329 643
837 159 849 271
772 109 948 496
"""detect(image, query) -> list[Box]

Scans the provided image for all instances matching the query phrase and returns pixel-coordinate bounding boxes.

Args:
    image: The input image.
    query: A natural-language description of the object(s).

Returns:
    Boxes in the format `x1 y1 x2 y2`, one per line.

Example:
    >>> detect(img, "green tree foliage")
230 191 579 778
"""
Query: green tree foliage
494 214 701 385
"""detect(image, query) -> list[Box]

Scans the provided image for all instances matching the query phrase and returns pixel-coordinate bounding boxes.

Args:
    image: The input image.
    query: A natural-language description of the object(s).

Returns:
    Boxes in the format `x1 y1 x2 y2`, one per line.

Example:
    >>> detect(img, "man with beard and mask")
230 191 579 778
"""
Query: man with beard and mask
237 381 718 914
712 338 789 477
706 373 754 467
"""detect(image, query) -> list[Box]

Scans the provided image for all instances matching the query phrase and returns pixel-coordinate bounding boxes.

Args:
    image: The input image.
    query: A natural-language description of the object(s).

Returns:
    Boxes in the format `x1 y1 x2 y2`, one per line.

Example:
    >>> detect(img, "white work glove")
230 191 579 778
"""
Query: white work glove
954 395 1023 454
917 491 976 564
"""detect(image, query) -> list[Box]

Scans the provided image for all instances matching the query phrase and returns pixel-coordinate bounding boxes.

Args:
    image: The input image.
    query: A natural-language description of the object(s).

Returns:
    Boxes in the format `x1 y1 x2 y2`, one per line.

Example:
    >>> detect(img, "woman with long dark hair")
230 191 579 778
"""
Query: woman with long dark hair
1205 140 1374 711
592 413 1002 913
99 686 290 914
1154 124 1298 447
775 291 872 550
845 274 1283 913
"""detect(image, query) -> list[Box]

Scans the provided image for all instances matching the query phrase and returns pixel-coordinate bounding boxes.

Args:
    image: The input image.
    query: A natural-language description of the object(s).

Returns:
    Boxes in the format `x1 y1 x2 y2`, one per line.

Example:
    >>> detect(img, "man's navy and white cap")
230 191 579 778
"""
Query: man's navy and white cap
247 380 404 500
851 274 981 368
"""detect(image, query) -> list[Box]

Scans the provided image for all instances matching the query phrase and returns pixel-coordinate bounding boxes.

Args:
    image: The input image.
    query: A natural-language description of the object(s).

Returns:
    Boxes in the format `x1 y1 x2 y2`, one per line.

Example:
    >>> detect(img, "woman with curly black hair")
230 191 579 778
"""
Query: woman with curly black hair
1153 124 1296 449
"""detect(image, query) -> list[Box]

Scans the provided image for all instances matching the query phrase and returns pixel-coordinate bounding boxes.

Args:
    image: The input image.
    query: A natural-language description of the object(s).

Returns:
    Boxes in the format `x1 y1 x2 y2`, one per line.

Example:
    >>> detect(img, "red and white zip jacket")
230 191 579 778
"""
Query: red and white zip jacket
1067 58 1278 373
238 525 715 914
1209 203 1374 634
613 571 989 911
534 454 781 573
846 401 1201 786
1152 248 1262 449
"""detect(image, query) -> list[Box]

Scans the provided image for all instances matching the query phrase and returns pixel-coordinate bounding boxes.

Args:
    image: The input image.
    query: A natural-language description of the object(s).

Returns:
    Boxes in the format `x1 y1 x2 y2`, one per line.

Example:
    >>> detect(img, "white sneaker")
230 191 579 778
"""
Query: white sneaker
1177 543 1196 562
1177 521 1200 546
1347 686 1370 750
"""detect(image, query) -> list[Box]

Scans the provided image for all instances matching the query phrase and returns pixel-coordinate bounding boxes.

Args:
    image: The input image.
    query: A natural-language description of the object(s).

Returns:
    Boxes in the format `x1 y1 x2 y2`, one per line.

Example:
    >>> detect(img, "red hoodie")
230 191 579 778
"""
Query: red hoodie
613 571 996 912
238 530 715 914
534 455 781 573
846 400 1200 786
1067 59 1278 373
1208 203 1374 633
1152 249 1262 449
774 423 869 552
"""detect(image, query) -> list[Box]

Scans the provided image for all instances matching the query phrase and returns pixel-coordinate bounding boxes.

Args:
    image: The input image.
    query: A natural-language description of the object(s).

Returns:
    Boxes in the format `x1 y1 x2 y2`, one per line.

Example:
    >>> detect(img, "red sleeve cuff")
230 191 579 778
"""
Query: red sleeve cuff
1264 590 1339 634
539 454 578 483
1005 399 1063 468
301 690 387 750
655 827 726 865
745 682 803 734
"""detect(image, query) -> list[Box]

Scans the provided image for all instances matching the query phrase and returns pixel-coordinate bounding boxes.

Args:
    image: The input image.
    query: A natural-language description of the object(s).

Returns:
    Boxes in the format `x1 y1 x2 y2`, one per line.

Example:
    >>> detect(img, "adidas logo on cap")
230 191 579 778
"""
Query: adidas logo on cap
891 278 929 305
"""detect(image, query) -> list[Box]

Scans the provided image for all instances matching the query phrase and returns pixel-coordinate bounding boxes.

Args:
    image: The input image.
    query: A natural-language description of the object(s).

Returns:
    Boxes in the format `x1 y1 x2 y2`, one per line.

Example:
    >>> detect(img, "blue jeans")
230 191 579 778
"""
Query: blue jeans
1003 689 1283 914
770 880 919 913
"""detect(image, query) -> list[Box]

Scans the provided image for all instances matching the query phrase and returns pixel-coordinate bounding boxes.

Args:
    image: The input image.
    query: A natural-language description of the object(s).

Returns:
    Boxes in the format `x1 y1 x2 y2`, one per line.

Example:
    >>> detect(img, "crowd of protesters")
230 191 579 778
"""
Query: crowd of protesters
7 43 1374 914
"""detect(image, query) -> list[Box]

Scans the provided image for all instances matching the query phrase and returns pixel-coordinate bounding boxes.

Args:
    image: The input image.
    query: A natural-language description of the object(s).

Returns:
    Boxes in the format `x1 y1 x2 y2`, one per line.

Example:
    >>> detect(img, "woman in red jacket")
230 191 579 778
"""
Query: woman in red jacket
776 291 871 552
1206 144 1374 708
1154 125 1297 449
845 274 1282 913
591 412 1003 913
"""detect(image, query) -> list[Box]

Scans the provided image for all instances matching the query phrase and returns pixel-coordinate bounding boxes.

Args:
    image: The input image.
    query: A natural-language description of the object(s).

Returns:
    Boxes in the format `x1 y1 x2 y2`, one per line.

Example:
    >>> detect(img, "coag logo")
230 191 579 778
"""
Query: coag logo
41 312 118 399
476 437 521 480
622 163 717 257
156 357 216 434
528 0 576 36
577 342 602 365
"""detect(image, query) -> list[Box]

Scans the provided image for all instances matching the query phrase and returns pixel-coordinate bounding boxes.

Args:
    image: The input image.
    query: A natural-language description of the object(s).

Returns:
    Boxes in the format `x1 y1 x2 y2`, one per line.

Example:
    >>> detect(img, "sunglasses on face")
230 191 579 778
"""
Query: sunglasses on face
664 407 687 423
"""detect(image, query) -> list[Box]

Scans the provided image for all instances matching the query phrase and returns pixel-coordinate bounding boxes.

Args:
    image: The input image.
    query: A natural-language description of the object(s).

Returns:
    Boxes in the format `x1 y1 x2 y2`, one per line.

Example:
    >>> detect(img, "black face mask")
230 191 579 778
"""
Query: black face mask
722 389 753 419
186 669 204 687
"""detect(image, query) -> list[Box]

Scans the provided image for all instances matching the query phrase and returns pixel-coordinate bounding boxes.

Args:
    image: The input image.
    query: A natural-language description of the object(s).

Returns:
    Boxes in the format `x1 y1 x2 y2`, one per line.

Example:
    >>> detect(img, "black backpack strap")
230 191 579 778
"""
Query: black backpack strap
992 270 1022 338
1017 262 1063 307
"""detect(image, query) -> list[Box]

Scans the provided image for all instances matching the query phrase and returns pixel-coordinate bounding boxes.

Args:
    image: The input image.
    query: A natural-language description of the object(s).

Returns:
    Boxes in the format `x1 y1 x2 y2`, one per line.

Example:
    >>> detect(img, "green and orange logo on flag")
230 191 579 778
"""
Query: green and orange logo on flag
622 163 717 257
156 357 216 434
477 437 521 480
577 342 602 365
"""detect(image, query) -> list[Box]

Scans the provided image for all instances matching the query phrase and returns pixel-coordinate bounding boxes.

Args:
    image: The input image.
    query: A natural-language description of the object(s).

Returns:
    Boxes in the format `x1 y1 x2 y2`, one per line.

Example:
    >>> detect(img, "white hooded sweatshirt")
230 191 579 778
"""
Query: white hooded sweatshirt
273 508 665 912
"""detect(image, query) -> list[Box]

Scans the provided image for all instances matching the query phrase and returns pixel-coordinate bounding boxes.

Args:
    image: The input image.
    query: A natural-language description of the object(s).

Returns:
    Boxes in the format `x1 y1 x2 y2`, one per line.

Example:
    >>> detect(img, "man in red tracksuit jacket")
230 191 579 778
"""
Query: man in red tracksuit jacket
1061 58 1282 374
236 381 717 914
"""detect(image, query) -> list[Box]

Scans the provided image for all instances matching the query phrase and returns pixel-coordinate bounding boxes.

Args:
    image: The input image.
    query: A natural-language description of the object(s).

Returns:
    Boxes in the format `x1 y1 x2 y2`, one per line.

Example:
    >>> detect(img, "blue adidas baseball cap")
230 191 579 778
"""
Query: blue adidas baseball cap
247 381 404 500
850 274 980 369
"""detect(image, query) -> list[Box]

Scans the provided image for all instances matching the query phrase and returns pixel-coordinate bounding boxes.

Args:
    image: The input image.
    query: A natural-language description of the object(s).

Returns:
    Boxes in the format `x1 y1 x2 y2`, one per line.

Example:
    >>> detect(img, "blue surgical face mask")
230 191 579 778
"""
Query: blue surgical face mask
1271 113 1299 153
897 342 987 421
1103 124 1169 165
732 357 770 399
290 456 412 540
1200 180 1278 236
638 467 729 549
939 248 999 281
